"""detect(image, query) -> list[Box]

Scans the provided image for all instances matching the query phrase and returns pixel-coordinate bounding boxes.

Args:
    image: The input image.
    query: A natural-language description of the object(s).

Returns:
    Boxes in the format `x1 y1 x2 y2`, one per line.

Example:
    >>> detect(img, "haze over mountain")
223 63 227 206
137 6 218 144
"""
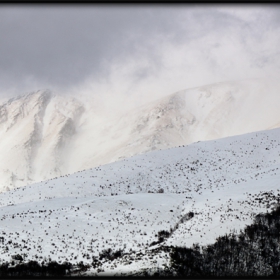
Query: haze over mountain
0 78 279 191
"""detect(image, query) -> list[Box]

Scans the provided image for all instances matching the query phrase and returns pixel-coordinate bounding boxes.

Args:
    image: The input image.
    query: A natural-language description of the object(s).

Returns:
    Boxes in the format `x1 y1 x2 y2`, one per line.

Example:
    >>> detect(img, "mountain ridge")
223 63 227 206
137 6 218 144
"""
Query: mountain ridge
0 78 280 191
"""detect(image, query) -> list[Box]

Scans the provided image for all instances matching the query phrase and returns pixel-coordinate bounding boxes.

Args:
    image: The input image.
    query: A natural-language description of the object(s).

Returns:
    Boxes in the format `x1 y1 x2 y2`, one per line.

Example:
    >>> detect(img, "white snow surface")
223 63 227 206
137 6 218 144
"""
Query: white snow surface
1 78 280 191
0 126 280 275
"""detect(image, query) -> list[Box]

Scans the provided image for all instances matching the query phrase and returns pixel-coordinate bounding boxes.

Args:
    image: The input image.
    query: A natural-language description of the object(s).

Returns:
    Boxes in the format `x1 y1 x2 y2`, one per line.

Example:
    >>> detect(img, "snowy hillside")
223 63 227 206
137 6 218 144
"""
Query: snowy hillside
68 78 280 173
0 78 280 191
0 90 84 191
0 127 279 275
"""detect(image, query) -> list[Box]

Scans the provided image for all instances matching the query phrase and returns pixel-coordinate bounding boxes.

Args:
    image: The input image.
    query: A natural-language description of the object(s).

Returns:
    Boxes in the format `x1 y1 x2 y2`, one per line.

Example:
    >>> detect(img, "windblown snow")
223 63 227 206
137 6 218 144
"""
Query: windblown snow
0 78 280 191
0 126 279 275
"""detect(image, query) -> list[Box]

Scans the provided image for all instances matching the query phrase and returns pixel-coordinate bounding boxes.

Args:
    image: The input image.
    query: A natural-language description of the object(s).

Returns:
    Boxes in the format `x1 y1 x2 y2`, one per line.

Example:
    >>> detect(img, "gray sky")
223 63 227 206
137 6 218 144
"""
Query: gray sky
1 4 280 103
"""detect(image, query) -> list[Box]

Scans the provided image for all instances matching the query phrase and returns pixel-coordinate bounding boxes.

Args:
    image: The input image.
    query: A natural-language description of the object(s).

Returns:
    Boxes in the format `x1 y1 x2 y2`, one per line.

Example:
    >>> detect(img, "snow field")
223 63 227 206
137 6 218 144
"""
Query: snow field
0 126 280 274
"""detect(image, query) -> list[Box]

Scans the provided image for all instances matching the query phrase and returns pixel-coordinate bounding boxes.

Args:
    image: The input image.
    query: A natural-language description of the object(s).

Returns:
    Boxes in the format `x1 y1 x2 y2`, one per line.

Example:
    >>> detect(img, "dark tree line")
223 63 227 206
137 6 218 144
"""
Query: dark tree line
0 246 125 277
0 260 73 277
167 205 280 277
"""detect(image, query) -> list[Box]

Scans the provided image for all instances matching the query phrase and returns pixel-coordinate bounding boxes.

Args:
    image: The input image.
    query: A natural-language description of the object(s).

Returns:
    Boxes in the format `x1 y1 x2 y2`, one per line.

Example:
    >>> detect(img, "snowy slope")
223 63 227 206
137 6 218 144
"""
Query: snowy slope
67 78 280 173
0 90 84 191
0 78 280 191
0 127 279 275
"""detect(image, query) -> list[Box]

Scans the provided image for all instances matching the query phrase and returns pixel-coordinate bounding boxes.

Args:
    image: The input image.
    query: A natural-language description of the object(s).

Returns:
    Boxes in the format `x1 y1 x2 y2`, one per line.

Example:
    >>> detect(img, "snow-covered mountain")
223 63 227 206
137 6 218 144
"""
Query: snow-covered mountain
0 90 84 191
0 78 280 191
0 126 279 275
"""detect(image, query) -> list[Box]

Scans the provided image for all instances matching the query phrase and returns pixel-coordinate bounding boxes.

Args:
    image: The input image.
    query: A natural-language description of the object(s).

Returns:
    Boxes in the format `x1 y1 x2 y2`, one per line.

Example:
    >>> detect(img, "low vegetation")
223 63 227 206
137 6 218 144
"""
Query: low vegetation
165 205 280 277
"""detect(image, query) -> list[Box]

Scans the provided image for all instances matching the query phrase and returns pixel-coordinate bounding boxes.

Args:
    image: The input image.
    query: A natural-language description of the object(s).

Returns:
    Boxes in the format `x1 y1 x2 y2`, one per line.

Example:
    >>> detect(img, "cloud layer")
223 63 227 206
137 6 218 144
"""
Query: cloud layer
1 5 280 104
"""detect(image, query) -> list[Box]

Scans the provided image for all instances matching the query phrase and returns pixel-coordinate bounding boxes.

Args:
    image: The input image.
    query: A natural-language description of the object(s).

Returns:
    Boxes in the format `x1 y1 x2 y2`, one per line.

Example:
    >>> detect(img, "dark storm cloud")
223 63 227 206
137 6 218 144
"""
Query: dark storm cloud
0 5 280 98
0 6 188 92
